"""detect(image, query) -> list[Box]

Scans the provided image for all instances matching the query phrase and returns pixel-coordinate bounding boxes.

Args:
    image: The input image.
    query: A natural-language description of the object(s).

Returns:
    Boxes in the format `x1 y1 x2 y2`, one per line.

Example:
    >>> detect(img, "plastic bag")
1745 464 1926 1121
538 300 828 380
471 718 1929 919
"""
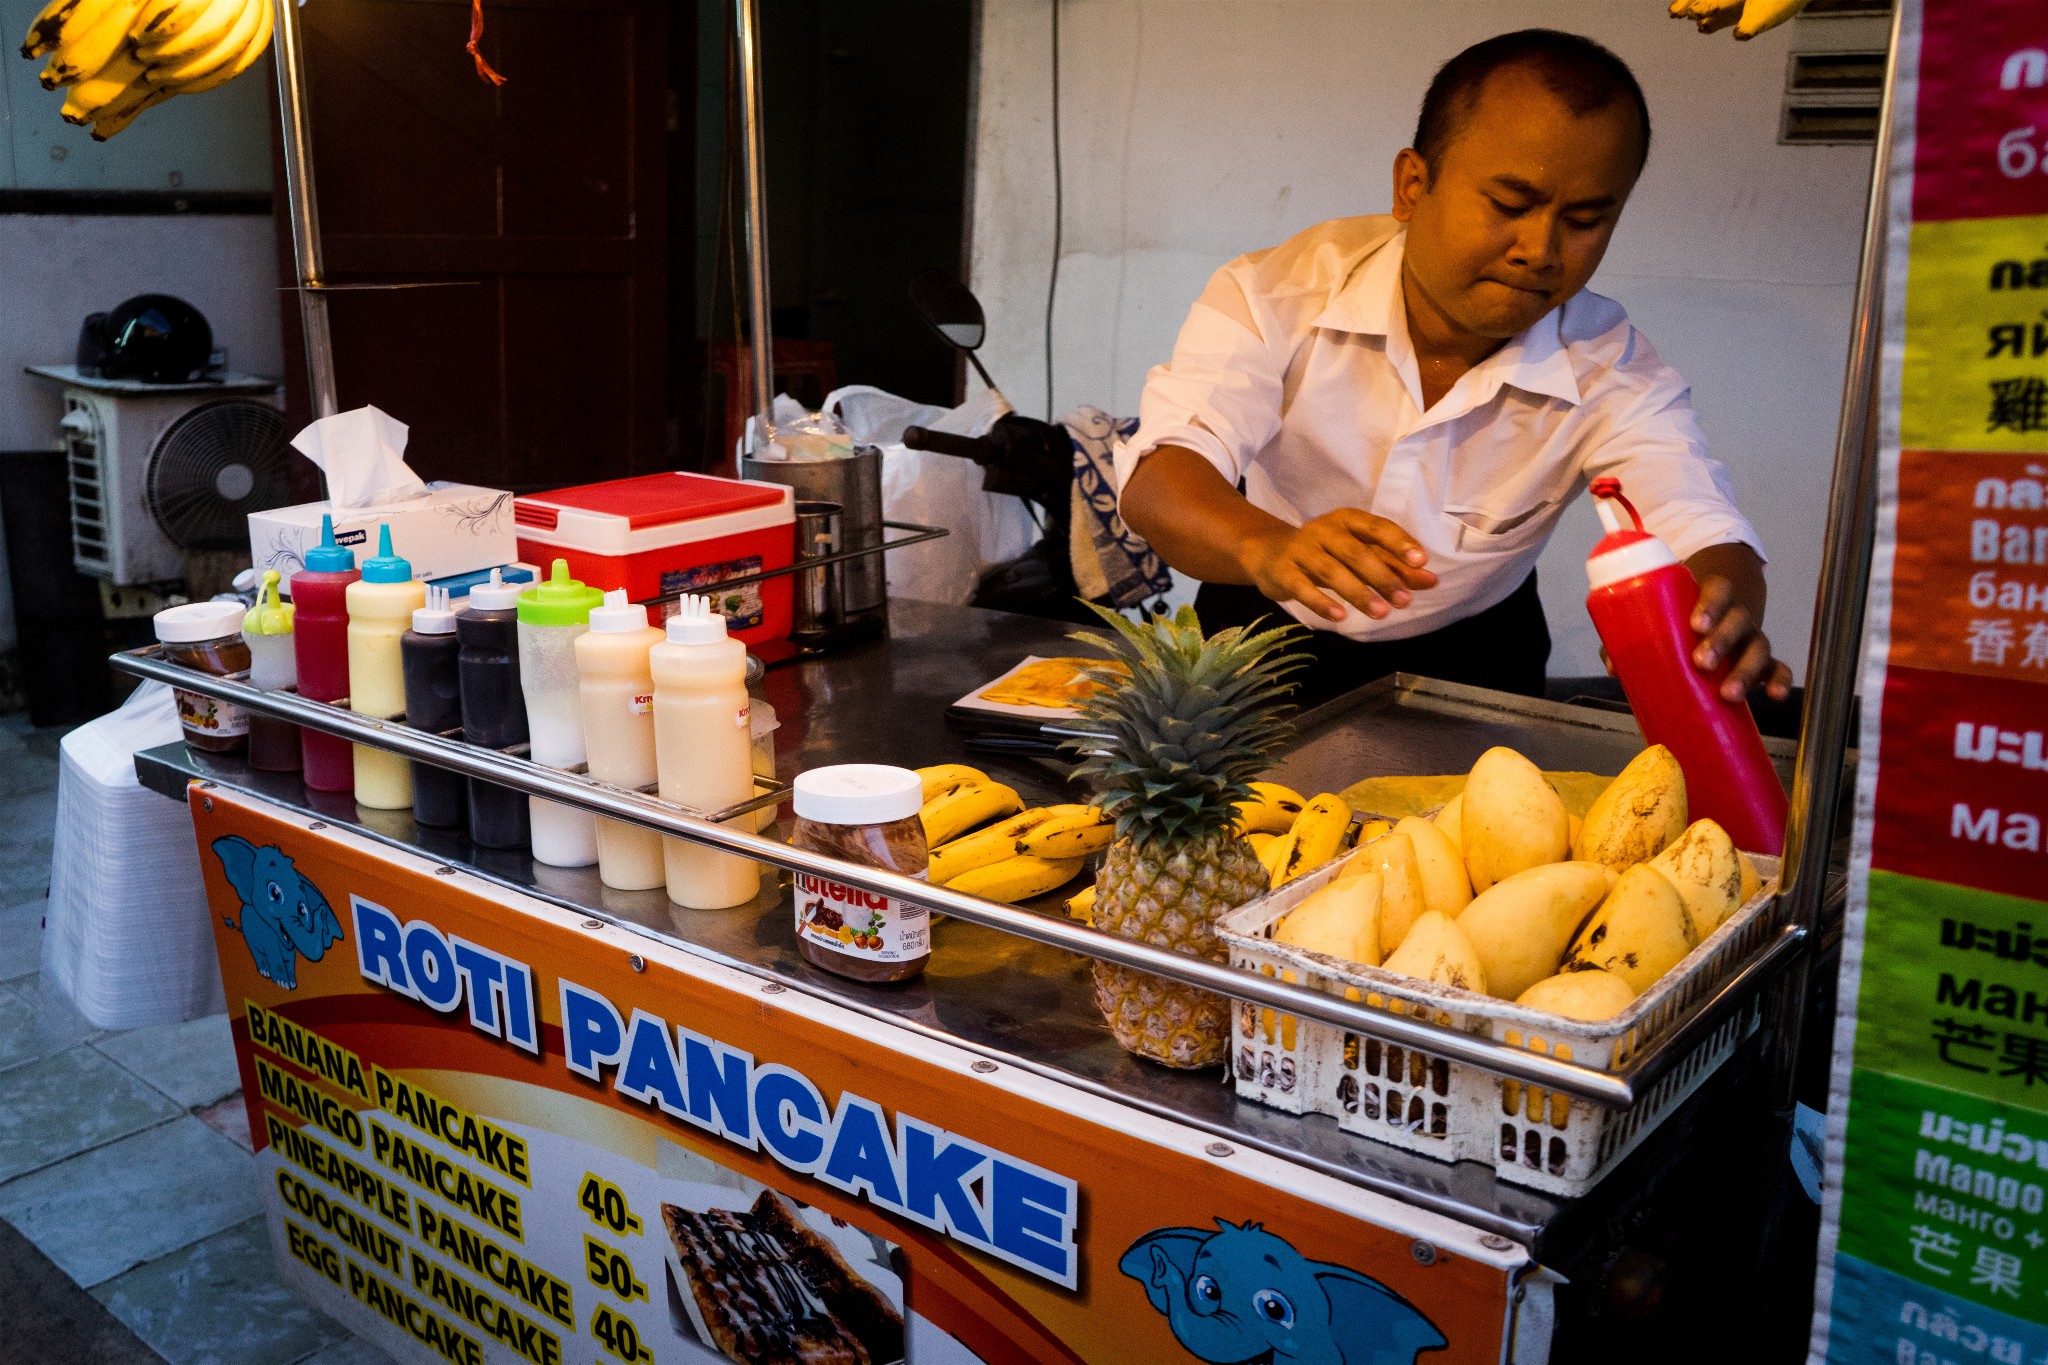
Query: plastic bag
44 681 225 1029
827 384 1038 606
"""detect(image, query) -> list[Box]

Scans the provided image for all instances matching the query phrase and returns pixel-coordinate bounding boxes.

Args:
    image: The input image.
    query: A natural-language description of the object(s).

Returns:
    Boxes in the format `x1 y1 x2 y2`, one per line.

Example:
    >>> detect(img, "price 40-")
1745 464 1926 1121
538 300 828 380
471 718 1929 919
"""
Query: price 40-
590 1304 652 1364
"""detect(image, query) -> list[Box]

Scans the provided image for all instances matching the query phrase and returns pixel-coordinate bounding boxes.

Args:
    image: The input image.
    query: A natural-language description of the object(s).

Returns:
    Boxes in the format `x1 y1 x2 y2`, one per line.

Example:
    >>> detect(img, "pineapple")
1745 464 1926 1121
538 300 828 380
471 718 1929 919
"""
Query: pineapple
1066 605 1304 1068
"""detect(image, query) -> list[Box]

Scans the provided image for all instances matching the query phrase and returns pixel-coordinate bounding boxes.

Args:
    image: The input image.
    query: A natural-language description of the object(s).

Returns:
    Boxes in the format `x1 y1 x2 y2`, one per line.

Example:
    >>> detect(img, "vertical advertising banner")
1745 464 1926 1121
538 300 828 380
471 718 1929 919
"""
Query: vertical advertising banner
1816 2 2048 1360
186 786 1524 1365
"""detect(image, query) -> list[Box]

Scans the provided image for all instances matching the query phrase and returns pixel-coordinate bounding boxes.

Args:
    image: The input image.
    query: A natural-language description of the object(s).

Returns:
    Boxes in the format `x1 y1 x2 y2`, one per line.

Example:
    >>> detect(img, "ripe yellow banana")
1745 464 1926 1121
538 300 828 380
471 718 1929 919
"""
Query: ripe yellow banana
145 0 257 86
1014 811 1112 859
948 855 1085 904
1286 794 1354 875
128 0 220 52
1244 831 1276 856
1232 781 1306 835
916 764 988 803
1735 0 1808 39
1357 819 1392 846
1261 829 1298 887
920 781 1023 849
136 0 240 62
59 48 144 120
90 85 167 138
926 805 1088 884
21 0 88 60
149 0 267 99
1066 883 1096 923
40 0 146 87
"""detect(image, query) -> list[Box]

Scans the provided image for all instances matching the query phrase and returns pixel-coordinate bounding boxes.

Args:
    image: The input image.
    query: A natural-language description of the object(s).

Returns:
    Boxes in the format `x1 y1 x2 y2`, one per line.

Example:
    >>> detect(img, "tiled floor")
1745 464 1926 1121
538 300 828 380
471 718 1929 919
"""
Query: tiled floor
0 714 392 1364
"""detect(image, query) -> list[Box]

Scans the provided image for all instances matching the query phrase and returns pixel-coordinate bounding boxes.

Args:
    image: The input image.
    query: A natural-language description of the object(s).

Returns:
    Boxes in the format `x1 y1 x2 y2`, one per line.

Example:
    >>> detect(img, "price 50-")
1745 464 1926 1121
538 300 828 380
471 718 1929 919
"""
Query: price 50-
1999 126 2048 179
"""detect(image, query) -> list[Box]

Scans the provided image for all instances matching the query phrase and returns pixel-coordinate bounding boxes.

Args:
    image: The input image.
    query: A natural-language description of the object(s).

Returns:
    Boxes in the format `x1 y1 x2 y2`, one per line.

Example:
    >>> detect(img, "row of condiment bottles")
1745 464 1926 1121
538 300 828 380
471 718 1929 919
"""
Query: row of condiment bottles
155 515 768 909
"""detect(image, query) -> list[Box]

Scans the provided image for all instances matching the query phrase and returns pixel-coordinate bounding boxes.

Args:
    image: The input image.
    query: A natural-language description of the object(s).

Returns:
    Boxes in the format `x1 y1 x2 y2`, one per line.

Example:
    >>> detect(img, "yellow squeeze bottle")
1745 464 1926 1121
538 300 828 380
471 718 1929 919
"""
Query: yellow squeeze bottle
345 525 426 809
576 590 666 890
651 595 759 908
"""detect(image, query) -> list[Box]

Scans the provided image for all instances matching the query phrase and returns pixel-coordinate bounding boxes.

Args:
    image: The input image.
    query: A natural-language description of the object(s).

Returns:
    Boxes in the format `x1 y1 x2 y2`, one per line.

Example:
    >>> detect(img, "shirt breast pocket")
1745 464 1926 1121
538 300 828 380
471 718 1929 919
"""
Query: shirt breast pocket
1442 499 1558 554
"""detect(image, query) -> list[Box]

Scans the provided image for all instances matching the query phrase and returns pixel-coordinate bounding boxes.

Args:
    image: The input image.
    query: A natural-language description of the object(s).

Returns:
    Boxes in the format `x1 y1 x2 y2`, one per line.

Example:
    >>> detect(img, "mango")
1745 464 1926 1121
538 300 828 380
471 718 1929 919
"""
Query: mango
1574 745 1687 872
1567 864 1697 993
1380 910 1488 995
1647 818 1743 940
1516 968 1637 1022
1275 873 1382 968
1455 861 1613 1001
1460 747 1570 892
1432 791 1464 851
1341 833 1428 957
1391 816 1472 923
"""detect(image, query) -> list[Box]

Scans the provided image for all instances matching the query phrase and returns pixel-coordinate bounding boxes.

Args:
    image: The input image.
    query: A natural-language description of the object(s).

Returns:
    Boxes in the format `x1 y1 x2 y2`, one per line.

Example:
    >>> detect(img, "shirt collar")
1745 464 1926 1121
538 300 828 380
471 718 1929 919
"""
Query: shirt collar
1312 228 1583 409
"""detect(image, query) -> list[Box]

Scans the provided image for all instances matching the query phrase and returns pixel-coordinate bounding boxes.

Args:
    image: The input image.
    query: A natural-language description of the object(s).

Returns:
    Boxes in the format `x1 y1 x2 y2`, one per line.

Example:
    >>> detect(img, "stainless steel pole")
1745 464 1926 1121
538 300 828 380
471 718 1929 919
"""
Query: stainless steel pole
269 0 339 419
734 0 775 452
1778 0 1905 935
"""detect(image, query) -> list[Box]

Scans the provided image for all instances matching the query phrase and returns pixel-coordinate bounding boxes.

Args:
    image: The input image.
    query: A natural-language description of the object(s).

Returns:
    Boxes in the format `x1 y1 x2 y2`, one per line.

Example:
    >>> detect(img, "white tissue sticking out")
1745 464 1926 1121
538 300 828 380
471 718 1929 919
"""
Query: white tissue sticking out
290 405 427 510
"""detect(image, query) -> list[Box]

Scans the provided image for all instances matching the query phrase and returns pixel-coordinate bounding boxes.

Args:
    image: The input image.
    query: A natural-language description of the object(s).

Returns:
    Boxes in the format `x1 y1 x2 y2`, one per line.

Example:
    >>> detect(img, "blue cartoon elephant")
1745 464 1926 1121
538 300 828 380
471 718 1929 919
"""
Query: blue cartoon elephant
1121 1220 1446 1365
212 837 342 990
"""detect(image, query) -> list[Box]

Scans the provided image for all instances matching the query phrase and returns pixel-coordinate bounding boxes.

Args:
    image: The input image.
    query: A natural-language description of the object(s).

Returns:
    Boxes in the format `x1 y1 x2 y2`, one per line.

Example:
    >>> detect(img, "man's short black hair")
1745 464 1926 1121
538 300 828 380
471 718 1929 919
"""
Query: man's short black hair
1412 29 1651 178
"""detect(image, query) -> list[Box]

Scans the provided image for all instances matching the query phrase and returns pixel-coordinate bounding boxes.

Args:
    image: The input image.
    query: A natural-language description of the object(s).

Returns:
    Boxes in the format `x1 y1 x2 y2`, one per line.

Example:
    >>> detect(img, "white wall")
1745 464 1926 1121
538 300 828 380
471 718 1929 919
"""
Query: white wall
968 0 1880 682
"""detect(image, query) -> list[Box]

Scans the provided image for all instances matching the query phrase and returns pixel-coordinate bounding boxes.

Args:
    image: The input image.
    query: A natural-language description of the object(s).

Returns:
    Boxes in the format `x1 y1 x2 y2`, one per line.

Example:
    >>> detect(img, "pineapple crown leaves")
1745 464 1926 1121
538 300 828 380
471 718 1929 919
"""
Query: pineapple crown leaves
1062 602 1306 847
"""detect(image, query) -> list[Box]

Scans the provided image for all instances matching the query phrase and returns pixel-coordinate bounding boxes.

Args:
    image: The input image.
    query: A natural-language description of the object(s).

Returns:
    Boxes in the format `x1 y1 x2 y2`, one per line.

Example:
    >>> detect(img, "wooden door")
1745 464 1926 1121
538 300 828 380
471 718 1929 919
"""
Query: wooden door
274 0 673 492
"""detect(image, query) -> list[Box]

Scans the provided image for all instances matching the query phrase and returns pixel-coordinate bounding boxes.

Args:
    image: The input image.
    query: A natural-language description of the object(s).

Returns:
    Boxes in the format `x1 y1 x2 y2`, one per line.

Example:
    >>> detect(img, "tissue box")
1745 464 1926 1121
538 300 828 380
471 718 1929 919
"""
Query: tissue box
249 483 516 590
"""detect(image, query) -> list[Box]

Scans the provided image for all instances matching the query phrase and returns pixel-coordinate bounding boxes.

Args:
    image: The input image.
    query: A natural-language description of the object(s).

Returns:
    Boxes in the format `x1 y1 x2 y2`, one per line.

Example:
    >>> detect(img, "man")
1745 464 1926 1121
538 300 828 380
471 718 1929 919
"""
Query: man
1116 29 1794 708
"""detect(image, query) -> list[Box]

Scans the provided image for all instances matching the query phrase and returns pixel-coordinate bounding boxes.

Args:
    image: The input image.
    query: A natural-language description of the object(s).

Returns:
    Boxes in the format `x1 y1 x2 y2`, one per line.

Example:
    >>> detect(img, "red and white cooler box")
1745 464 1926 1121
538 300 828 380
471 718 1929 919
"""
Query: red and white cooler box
514 473 796 648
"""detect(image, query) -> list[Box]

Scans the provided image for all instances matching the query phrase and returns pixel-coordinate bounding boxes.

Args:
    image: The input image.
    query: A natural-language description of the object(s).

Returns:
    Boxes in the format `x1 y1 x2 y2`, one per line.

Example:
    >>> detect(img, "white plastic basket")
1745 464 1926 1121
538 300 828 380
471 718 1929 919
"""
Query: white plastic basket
1216 853 1782 1196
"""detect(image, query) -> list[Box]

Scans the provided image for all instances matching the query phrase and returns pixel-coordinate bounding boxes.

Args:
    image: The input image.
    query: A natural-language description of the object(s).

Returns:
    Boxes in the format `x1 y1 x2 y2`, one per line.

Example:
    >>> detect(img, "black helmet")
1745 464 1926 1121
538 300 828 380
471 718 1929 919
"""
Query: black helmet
99 294 213 383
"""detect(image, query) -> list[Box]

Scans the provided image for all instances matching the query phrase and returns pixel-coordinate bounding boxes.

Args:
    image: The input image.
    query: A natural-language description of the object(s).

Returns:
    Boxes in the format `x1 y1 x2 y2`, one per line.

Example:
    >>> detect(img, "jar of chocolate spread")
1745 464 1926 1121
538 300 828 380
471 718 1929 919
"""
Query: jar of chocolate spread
789 764 930 983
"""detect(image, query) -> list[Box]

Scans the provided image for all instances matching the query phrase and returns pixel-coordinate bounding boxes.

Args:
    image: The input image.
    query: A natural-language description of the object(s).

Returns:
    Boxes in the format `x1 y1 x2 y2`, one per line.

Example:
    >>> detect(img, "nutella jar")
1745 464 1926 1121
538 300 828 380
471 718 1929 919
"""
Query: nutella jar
790 764 930 983
153 600 253 754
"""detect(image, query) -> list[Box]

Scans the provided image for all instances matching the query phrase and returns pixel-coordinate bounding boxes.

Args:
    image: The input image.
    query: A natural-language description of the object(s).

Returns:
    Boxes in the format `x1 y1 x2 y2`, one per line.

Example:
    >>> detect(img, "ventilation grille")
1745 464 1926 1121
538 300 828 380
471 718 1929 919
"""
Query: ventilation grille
62 397 111 575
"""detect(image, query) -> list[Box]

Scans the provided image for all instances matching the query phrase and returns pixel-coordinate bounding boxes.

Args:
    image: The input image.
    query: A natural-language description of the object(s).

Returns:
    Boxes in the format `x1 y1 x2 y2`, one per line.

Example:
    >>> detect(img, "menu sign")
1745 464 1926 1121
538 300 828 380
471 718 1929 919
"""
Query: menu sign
1815 1 2048 1357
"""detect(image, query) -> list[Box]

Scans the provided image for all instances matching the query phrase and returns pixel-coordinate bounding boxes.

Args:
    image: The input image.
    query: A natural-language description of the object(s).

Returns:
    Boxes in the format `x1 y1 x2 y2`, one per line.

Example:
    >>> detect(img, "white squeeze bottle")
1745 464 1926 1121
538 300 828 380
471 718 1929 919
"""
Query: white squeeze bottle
517 559 605 867
651 595 759 908
576 589 666 890
346 525 426 809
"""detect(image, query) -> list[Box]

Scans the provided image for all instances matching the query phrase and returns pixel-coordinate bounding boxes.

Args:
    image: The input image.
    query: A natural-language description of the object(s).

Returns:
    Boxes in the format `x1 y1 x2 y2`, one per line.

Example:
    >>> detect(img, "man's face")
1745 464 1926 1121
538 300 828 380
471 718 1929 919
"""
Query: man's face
1393 64 1644 340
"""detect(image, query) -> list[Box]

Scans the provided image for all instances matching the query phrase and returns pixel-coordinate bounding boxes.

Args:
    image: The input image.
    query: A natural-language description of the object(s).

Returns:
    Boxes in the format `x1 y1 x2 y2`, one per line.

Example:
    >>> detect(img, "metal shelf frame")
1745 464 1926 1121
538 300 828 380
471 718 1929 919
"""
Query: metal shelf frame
115 645 1805 1109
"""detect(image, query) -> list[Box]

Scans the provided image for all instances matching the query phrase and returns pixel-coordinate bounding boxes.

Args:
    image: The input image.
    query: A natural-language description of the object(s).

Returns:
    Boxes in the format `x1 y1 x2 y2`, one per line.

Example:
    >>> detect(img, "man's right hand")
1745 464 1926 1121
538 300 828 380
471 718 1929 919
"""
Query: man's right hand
1241 510 1438 622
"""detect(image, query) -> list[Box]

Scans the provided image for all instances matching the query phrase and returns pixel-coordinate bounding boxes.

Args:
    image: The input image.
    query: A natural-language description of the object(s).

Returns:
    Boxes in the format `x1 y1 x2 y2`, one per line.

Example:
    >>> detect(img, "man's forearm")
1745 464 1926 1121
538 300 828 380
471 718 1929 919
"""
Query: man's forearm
1120 446 1288 584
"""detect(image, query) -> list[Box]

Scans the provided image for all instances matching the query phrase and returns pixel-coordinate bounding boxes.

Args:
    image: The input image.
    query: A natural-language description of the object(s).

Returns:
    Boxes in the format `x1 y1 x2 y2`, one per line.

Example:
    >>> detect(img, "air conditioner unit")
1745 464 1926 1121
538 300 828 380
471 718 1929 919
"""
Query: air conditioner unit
30 366 293 586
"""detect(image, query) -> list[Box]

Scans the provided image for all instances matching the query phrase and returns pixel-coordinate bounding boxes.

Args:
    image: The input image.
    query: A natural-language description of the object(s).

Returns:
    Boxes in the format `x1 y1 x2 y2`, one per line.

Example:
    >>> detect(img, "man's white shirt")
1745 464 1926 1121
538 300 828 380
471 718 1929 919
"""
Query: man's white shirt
1115 215 1763 642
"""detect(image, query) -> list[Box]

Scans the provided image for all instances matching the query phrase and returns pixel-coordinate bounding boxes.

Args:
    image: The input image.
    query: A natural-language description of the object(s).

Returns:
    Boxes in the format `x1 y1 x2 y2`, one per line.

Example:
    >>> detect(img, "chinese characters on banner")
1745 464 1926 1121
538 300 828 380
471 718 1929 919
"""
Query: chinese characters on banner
1814 1 2048 1359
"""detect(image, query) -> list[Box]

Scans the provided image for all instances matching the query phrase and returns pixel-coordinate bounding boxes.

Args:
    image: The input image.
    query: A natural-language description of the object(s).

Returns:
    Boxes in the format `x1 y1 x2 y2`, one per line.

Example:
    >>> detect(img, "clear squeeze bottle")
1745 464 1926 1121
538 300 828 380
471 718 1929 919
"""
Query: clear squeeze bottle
346 525 426 809
517 560 604 867
290 515 359 791
401 586 466 829
242 570 300 772
651 596 760 908
575 589 666 890
1585 477 1787 855
457 570 530 849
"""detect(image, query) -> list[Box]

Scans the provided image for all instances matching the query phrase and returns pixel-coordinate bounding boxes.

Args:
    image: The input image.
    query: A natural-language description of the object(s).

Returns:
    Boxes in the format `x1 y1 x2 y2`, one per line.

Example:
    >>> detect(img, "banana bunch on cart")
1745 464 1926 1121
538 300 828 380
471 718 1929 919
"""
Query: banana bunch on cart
19 0 273 140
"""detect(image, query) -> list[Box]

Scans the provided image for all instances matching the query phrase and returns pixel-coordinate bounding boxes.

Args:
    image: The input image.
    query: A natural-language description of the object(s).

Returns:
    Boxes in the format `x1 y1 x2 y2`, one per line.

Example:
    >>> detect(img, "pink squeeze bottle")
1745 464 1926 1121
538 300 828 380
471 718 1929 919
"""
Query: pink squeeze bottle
1584 477 1786 856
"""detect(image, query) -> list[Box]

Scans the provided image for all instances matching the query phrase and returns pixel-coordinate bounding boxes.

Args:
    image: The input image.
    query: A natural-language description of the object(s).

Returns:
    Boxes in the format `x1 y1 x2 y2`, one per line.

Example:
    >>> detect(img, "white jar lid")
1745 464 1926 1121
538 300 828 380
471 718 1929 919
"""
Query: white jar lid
792 764 922 825
155 599 248 644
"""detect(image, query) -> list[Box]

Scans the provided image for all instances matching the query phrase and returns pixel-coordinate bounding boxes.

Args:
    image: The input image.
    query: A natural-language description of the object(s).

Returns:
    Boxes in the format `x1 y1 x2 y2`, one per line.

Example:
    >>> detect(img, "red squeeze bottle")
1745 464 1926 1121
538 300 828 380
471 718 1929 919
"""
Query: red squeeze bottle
291 514 360 791
1584 477 1786 856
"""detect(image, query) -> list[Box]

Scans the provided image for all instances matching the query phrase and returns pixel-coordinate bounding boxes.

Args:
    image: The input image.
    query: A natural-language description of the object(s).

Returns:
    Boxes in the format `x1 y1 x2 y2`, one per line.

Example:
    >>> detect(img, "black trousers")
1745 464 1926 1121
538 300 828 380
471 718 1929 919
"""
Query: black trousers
1192 571 1552 711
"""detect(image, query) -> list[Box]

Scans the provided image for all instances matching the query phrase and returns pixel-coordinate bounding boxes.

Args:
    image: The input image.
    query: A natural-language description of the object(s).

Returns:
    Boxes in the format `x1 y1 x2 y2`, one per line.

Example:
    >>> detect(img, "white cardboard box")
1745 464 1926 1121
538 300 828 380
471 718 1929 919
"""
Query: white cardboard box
249 483 516 590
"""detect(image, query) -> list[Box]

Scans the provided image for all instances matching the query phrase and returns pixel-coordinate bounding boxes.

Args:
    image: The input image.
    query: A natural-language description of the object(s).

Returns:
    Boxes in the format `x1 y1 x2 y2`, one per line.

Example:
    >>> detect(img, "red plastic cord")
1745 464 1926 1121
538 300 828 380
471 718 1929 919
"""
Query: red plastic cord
466 0 506 86
1588 476 1644 532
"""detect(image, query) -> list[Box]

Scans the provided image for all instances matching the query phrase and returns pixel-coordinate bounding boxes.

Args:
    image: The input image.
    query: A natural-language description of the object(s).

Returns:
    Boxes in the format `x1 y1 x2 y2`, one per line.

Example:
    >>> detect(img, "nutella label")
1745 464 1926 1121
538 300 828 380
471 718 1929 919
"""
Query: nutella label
628 693 652 716
793 870 929 962
174 687 248 739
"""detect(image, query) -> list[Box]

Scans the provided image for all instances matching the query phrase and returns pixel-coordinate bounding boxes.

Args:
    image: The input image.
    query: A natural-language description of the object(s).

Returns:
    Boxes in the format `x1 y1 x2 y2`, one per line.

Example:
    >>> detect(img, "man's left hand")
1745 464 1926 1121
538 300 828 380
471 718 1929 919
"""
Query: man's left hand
1690 574 1792 704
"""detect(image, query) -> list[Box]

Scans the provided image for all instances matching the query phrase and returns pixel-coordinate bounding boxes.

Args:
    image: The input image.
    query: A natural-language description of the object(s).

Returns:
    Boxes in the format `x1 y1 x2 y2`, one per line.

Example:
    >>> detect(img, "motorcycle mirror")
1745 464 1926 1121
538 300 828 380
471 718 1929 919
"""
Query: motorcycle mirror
907 269 1009 412
908 270 987 351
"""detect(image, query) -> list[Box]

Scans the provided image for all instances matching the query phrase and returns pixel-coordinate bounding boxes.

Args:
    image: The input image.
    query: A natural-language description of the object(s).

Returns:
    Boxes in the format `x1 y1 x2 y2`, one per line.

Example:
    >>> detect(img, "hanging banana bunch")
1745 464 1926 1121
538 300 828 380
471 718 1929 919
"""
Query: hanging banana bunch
18 0 274 141
1668 0 1813 39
